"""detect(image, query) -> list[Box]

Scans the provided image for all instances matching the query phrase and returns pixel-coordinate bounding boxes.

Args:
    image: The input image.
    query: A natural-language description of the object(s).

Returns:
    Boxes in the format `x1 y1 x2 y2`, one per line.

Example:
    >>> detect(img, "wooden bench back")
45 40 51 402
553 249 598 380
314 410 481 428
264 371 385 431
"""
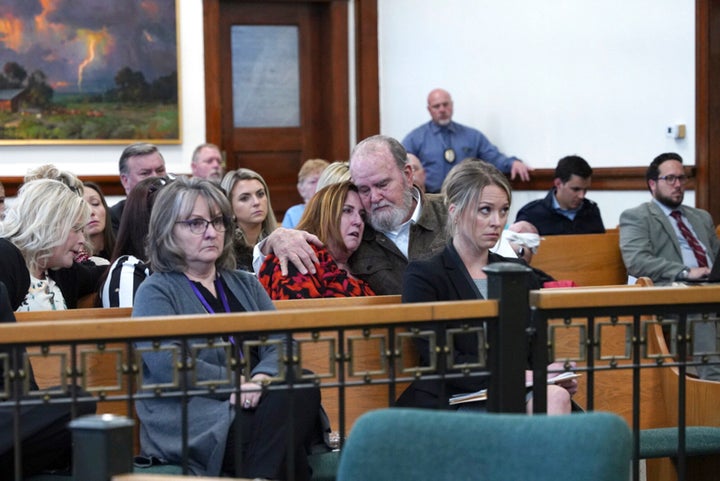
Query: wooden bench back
12 295 412 438
530 282 666 431
14 295 403 322
531 231 627 286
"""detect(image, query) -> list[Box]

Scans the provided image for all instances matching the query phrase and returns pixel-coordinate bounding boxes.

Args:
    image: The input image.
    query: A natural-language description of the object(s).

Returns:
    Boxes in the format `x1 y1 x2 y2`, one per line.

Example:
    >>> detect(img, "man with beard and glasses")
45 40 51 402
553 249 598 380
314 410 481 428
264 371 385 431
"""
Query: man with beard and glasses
254 135 448 295
620 152 720 380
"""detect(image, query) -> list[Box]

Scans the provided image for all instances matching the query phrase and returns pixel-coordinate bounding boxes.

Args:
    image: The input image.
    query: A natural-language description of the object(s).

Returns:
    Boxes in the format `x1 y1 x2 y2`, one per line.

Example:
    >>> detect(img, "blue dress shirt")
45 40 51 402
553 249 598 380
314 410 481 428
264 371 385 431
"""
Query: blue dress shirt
403 120 518 193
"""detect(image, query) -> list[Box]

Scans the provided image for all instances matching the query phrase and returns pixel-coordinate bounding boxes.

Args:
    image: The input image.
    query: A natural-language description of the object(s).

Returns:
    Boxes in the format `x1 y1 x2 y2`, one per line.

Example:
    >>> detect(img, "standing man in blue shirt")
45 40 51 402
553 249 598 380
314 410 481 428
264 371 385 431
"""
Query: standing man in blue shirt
402 88 532 193
515 155 605 235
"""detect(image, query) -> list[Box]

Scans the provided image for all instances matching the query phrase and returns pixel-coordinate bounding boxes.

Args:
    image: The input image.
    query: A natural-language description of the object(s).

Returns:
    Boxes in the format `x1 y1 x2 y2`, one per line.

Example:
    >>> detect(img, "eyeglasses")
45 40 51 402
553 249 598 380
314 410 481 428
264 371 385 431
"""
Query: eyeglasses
175 216 227 235
657 174 689 185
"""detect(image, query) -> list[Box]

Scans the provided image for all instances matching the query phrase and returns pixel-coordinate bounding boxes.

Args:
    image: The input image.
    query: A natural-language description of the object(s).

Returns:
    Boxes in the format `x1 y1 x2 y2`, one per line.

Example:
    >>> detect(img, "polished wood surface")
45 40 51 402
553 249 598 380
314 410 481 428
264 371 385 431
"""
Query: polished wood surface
14 295 402 322
695 0 720 223
531 231 627 286
0 165 662 199
645 316 720 481
202 0 351 217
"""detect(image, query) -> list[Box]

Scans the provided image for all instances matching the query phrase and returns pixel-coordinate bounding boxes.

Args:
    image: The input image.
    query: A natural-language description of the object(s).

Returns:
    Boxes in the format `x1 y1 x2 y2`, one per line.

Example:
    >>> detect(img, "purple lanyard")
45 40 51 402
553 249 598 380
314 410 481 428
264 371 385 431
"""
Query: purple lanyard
186 274 242 358
186 275 230 314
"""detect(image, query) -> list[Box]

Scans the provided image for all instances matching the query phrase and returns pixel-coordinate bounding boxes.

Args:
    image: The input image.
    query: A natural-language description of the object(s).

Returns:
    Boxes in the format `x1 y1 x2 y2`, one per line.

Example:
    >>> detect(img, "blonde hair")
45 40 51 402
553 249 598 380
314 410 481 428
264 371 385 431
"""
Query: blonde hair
0 179 90 274
315 161 350 192
442 159 512 237
220 168 278 248
24 164 84 195
298 158 329 183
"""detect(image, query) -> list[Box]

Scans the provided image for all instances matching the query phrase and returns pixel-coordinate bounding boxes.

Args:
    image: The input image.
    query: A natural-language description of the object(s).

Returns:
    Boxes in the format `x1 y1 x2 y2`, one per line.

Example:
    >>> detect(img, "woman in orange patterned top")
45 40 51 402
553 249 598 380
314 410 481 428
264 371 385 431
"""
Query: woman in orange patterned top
259 181 375 299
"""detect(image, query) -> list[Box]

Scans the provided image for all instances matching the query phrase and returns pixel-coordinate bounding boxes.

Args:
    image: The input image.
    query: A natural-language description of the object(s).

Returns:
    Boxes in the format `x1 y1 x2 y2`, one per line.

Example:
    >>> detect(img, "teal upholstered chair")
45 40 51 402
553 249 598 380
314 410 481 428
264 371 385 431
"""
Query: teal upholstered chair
336 409 631 481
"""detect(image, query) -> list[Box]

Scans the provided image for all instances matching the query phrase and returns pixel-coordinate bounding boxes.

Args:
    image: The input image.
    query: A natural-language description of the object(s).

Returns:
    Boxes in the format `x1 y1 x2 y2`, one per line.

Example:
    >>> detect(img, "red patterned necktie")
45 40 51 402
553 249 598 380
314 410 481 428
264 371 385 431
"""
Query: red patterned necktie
670 210 708 268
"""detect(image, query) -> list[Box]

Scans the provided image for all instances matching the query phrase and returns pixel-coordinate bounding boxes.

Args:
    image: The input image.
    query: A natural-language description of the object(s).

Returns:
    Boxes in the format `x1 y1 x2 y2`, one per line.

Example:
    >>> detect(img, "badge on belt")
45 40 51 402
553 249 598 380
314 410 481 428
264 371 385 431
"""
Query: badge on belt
444 148 456 163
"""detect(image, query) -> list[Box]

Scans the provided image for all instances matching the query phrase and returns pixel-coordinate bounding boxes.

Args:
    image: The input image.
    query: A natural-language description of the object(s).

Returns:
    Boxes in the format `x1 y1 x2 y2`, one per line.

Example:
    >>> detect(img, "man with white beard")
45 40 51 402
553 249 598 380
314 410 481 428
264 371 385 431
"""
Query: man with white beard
256 135 448 294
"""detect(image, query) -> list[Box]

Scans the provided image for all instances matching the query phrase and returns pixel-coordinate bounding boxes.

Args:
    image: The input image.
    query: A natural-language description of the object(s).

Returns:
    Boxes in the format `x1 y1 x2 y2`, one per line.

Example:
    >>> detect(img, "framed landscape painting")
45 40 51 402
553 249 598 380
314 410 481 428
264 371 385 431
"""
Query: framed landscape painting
0 0 180 145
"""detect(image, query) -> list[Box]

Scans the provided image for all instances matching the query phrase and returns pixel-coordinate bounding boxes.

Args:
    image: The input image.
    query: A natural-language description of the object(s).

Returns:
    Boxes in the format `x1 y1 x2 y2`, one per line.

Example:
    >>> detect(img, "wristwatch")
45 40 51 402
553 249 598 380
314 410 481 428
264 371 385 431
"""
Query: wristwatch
675 268 690 281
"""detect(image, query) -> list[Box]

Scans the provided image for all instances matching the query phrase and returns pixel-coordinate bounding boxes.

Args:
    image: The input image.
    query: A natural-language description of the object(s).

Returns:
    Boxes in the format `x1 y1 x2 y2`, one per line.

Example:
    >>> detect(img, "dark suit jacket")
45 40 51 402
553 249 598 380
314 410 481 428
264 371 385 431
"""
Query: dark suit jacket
109 199 125 235
395 243 547 409
348 193 448 295
515 189 605 235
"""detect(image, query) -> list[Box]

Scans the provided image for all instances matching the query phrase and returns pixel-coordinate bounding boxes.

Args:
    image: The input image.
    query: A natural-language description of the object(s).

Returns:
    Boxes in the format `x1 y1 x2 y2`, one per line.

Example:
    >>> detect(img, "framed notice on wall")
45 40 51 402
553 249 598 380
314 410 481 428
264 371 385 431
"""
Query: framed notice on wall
0 0 180 145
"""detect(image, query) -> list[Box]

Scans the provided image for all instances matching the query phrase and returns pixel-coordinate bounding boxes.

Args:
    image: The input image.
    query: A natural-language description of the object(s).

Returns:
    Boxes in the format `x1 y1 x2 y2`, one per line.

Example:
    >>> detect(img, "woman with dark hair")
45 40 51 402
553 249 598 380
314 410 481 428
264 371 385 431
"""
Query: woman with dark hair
100 176 172 307
258 181 374 299
75 181 116 263
132 177 321 479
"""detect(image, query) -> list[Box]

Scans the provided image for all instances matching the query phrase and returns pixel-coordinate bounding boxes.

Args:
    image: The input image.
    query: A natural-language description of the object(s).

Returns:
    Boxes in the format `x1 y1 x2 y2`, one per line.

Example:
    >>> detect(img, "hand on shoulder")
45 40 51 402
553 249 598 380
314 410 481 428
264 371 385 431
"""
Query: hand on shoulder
262 227 323 276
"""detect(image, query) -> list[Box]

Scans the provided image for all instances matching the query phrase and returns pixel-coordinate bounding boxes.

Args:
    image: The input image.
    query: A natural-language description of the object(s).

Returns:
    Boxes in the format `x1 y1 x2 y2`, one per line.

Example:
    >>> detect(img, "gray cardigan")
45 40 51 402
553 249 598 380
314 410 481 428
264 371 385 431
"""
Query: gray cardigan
132 269 279 476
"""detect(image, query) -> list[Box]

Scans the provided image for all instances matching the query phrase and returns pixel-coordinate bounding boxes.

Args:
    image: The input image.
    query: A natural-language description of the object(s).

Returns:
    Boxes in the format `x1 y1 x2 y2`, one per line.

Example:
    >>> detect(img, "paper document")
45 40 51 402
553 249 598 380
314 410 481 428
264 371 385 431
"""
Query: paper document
449 372 580 405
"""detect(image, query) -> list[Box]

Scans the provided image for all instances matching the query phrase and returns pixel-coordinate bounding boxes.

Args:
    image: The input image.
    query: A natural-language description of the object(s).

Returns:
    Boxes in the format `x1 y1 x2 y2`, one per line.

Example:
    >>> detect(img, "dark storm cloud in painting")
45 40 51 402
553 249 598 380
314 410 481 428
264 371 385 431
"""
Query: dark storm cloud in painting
0 0 176 93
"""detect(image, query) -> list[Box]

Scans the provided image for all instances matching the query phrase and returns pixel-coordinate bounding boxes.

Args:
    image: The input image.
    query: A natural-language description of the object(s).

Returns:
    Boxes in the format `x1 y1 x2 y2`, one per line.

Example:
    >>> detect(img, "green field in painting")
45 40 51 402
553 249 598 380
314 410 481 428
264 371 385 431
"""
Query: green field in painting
0 95 179 141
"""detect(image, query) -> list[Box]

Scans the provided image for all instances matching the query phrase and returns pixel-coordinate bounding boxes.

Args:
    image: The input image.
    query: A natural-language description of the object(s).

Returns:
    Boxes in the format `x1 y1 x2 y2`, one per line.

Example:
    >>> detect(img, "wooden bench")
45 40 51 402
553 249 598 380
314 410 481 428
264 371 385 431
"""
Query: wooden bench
12 283 720 481
531 283 720 481
531 231 627 286
645 311 720 481
14 295 402 322
533 282 666 430
15 296 407 440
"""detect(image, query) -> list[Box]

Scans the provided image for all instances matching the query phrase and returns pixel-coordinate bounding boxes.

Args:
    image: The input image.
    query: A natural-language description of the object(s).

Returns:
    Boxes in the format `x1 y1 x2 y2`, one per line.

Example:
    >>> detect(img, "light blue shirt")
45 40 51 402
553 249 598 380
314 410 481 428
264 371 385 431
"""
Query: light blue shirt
281 203 306 229
403 120 518 193
551 194 580 221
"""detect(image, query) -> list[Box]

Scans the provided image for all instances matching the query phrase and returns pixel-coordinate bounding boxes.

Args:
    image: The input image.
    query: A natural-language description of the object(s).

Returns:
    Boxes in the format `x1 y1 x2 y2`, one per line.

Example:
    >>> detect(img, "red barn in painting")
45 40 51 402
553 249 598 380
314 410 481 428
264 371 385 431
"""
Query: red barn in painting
0 89 26 113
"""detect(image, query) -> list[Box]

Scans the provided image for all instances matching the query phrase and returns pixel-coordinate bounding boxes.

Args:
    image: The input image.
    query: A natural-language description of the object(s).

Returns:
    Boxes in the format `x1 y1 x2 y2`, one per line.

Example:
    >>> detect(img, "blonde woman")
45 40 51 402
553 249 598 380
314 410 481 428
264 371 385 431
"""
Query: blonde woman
221 169 278 271
282 158 329 228
0 179 105 311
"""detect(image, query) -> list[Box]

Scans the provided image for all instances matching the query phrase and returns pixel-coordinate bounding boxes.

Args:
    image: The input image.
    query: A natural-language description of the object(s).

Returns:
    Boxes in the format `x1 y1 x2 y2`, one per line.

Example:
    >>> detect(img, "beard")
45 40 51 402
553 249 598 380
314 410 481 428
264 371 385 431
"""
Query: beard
368 188 415 232
655 190 684 209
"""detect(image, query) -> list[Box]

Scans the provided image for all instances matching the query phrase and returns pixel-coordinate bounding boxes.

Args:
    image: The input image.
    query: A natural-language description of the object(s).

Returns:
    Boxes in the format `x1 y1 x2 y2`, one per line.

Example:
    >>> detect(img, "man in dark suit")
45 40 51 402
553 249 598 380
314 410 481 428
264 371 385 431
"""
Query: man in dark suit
109 143 167 233
619 152 720 380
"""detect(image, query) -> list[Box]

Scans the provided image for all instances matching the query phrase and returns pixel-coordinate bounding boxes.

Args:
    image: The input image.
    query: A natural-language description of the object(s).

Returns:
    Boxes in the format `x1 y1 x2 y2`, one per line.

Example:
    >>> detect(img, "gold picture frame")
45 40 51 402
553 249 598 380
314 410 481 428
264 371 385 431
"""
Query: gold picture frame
0 0 181 145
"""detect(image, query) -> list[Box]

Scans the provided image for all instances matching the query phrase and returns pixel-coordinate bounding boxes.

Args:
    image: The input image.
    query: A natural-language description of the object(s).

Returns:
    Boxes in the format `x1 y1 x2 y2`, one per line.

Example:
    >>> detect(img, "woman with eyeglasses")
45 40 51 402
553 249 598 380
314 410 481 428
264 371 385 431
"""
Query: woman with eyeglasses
100 176 172 307
0 179 106 311
220 169 278 272
132 177 321 479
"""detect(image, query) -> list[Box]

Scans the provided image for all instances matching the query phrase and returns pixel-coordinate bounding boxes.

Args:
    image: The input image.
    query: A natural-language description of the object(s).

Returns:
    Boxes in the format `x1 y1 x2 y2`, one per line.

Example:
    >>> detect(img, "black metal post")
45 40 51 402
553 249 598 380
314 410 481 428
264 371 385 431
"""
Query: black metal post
69 414 135 481
485 262 531 413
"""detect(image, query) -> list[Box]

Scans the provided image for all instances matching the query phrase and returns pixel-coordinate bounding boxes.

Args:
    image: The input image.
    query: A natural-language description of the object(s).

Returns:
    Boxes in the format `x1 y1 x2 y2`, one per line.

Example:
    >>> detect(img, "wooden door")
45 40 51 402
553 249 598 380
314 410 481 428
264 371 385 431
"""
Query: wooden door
204 0 350 218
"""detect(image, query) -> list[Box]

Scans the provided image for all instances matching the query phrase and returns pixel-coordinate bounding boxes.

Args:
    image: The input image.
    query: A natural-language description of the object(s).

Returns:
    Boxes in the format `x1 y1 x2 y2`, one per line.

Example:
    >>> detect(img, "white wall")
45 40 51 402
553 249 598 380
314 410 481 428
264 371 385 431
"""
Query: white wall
0 1 697 226
0 0 207 178
377 0 695 226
